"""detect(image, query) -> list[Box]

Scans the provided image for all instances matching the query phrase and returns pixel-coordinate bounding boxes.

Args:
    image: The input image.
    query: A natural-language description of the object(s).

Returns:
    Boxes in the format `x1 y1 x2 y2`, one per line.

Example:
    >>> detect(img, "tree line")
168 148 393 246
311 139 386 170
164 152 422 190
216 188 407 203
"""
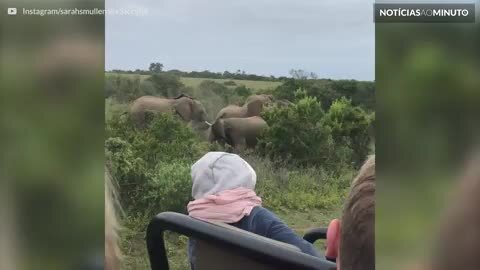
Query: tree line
107 63 375 86
106 70 374 112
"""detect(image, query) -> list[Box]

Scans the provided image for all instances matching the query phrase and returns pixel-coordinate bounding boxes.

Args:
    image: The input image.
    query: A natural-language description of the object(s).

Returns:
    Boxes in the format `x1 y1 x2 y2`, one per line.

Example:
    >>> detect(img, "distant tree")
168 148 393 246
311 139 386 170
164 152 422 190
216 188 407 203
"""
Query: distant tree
149 62 164 73
223 71 232 78
289 69 308 80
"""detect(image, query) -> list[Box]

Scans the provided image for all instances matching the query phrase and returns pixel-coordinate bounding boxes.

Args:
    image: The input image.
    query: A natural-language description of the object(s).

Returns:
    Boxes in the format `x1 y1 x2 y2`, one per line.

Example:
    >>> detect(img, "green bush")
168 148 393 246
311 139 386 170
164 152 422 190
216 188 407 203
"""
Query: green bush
106 112 208 217
132 113 206 164
234 85 253 98
272 78 375 111
145 161 192 214
105 98 128 122
322 97 373 165
259 96 347 169
105 74 143 102
105 74 191 103
148 73 186 97
259 95 372 169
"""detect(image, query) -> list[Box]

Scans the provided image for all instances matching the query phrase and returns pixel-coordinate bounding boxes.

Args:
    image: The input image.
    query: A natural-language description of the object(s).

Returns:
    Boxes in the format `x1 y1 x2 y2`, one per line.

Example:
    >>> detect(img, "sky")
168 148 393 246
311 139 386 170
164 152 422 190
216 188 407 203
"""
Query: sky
106 0 374 81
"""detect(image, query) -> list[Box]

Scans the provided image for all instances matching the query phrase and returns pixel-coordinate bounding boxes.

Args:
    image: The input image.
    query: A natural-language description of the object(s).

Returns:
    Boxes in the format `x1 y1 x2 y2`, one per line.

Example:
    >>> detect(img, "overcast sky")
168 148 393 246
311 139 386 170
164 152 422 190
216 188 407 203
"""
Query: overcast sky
106 0 374 80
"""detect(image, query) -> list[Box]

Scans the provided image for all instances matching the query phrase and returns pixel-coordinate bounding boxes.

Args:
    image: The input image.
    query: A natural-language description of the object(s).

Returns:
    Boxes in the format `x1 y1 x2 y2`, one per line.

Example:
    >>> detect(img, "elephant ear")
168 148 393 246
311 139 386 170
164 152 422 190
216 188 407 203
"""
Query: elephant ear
246 99 263 117
192 100 207 122
173 97 193 121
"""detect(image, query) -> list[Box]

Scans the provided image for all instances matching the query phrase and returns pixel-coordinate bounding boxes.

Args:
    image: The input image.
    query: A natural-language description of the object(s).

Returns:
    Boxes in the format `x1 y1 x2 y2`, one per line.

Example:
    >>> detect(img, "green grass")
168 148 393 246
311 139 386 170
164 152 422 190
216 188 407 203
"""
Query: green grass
105 73 281 91
120 208 341 270
105 73 149 81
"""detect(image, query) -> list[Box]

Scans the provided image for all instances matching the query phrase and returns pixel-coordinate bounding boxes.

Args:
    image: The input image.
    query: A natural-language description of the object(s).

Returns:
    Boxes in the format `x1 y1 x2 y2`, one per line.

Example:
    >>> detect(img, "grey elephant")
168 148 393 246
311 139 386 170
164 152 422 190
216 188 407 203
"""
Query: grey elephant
130 94 210 128
215 94 273 120
209 116 268 149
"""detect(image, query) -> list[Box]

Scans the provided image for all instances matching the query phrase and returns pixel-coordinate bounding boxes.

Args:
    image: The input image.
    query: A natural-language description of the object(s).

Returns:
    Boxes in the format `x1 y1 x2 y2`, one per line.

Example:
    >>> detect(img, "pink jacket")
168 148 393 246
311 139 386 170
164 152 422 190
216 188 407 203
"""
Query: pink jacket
187 187 262 223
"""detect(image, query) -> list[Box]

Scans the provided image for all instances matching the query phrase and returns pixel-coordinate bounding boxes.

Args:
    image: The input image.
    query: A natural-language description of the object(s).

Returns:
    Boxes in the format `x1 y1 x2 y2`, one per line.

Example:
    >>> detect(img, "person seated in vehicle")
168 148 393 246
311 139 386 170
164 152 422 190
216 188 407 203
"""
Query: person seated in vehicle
187 152 321 268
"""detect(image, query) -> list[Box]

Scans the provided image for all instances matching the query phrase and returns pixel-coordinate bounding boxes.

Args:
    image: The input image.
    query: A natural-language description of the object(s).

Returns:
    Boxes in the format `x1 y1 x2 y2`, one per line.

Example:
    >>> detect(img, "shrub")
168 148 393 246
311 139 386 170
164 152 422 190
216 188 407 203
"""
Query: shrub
132 113 206 164
322 97 373 166
145 161 192 214
106 112 208 217
272 78 375 111
148 73 185 97
105 74 143 102
234 85 253 98
258 96 345 170
105 98 128 122
273 78 301 101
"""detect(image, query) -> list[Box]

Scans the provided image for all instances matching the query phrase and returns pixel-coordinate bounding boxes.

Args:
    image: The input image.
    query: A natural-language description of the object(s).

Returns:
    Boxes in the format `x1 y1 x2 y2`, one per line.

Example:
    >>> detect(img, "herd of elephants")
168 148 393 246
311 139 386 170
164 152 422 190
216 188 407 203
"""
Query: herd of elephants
129 94 290 149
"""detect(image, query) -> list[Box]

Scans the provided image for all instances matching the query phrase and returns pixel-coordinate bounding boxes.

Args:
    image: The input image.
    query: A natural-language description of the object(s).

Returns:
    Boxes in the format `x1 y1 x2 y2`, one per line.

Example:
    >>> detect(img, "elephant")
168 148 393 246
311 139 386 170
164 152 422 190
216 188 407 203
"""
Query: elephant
209 116 268 149
130 94 210 128
215 94 273 120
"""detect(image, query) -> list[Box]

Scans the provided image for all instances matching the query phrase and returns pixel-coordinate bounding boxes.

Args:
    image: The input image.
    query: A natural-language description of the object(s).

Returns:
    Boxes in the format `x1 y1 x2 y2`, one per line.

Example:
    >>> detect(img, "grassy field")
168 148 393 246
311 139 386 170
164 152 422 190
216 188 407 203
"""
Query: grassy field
105 72 281 91
105 73 150 81
180 77 281 90
120 208 341 270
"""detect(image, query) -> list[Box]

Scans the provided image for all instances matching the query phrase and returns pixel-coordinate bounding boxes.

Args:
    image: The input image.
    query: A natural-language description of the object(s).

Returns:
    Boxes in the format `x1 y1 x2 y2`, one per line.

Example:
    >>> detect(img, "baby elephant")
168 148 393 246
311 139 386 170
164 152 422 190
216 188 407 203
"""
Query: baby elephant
209 116 268 149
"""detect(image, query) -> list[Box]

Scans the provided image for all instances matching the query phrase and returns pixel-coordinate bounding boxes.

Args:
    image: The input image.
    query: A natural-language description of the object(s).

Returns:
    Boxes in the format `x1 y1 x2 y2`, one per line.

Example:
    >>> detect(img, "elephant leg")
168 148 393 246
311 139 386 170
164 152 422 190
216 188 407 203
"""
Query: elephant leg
230 133 246 151
245 136 258 148
223 126 234 147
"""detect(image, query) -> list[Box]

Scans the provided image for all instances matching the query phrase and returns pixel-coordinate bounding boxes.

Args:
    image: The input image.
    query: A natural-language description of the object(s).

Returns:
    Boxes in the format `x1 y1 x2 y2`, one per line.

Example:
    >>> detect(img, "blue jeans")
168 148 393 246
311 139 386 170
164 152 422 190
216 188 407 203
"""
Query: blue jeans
188 206 322 269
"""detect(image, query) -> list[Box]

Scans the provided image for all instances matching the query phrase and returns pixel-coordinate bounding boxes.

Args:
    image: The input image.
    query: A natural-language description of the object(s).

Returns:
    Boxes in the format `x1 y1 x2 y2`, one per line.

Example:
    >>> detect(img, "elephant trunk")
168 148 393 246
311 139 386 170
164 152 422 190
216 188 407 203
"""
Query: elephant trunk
211 120 226 141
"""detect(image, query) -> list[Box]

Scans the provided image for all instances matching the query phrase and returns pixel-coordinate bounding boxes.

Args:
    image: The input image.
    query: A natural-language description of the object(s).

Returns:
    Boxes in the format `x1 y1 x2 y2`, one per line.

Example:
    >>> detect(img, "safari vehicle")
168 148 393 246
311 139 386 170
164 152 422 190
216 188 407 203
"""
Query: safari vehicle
146 212 336 270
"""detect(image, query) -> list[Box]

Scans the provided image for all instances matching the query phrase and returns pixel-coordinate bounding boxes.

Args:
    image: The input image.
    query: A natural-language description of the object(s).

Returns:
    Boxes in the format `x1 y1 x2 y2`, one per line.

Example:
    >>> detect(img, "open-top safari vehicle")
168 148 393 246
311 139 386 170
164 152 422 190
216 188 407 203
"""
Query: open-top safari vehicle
146 212 336 270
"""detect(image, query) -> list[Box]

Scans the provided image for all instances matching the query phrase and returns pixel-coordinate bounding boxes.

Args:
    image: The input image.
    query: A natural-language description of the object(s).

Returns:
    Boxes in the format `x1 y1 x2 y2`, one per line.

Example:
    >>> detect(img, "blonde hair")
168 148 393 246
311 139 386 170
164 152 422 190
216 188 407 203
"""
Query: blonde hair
105 171 122 270
340 155 375 270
